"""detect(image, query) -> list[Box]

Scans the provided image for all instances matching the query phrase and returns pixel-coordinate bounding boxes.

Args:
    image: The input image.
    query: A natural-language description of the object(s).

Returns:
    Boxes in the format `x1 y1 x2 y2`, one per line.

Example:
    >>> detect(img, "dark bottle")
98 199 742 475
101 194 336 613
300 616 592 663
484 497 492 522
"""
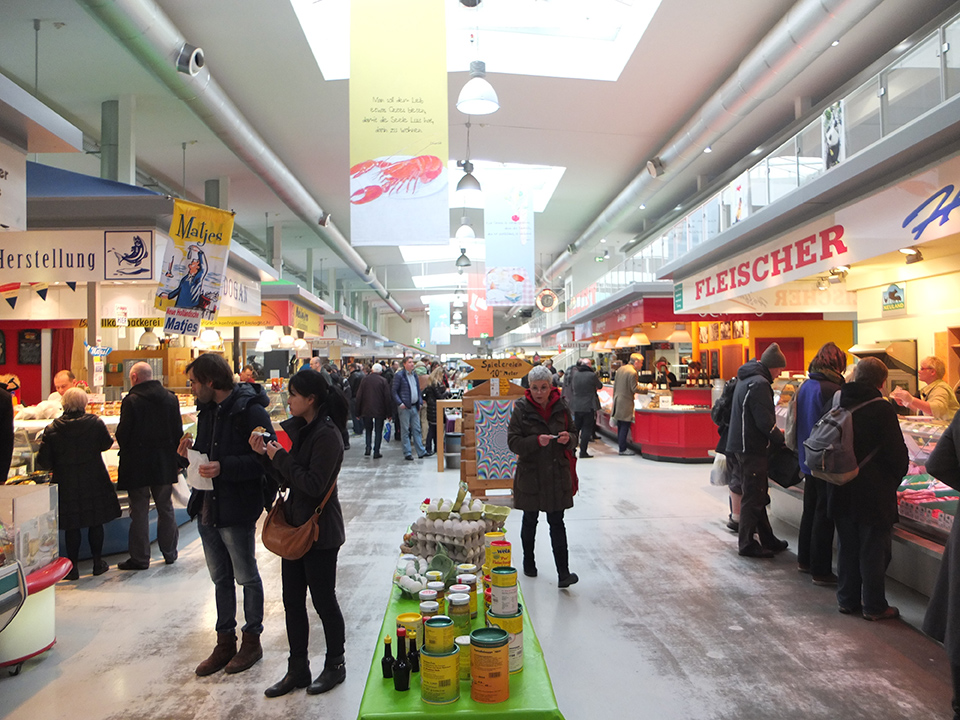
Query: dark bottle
408 631 420 673
381 635 395 679
393 627 411 691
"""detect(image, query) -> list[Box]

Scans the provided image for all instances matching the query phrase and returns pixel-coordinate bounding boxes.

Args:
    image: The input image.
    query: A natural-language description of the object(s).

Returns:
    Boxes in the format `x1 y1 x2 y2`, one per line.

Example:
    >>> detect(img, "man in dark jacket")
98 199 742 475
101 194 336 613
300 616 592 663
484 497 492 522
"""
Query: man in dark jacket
115 362 182 570
179 353 274 678
348 364 365 435
568 359 602 459
355 363 391 458
825 356 908 620
392 356 426 460
726 343 788 558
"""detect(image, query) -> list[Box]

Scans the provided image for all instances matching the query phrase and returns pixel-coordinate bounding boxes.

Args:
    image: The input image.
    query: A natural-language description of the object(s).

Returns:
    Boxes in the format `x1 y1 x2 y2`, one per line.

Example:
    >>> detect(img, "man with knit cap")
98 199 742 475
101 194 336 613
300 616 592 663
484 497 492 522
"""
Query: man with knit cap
726 342 789 558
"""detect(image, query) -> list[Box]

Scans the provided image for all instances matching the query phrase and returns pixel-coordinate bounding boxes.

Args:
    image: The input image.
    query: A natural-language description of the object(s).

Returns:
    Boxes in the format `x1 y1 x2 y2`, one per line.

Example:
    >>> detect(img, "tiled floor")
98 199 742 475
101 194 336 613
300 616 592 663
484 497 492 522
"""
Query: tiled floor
0 434 953 719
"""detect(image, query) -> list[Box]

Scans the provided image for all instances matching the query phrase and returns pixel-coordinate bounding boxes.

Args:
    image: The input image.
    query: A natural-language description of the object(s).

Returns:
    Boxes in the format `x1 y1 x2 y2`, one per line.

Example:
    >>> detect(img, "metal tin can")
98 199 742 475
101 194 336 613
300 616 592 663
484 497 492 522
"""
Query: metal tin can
483 532 505 567
455 635 472 681
423 616 455 654
486 605 523 674
490 567 518 615
420 646 460 705
396 612 423 649
489 540 512 568
470 627 510 704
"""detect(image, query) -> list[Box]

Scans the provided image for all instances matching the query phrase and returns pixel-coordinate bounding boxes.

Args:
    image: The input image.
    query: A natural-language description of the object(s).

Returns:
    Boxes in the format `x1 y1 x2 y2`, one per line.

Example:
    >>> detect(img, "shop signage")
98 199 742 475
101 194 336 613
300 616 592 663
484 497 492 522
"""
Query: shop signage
0 229 156 282
292 304 323 336
100 317 163 329
0 139 26 232
464 357 533 380
220 268 261 316
163 307 202 336
881 283 906 316
336 327 362 347
674 283 683 311
567 283 597 320
115 304 128 327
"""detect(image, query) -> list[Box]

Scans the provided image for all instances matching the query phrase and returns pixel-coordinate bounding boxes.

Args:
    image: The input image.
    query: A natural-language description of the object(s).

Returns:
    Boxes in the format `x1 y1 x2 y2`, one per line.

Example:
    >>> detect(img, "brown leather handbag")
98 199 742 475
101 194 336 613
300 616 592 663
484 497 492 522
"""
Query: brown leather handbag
261 481 337 560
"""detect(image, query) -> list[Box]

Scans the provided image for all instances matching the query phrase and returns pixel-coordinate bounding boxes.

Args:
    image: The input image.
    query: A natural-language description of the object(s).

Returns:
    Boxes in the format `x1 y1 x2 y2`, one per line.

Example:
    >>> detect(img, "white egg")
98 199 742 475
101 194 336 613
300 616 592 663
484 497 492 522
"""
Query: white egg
434 518 444 532
443 519 454 533
440 501 452 513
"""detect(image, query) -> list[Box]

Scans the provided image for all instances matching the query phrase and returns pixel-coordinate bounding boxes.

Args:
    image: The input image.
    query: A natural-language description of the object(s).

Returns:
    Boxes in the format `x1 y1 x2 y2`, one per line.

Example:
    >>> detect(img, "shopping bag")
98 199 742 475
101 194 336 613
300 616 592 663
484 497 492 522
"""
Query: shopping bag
709 453 730 487
767 444 802 488
383 420 392 442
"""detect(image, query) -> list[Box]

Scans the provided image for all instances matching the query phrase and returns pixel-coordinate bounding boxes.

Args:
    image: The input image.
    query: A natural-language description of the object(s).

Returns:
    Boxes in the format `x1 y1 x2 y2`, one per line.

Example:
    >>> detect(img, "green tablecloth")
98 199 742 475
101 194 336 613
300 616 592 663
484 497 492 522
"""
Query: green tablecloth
357 582 564 719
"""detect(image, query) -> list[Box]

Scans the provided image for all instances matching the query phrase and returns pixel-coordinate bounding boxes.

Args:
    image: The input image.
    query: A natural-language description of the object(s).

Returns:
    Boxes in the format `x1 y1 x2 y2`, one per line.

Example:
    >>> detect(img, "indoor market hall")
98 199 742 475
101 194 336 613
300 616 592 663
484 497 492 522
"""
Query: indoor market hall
2 434 952 720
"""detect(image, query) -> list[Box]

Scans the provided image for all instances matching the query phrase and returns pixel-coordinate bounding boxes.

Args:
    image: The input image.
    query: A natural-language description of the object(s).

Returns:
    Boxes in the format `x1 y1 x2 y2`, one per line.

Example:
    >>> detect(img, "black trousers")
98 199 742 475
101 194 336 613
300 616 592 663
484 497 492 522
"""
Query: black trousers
363 417 384 454
797 474 834 575
282 545 345 667
731 452 779 553
520 510 570 578
617 421 632 453
64 525 104 563
574 411 595 456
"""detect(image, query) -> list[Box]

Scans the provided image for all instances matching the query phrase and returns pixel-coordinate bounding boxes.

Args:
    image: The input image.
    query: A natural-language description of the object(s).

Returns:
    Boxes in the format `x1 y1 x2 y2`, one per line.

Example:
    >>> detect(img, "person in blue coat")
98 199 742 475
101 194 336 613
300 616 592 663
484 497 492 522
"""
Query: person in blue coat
391 356 426 460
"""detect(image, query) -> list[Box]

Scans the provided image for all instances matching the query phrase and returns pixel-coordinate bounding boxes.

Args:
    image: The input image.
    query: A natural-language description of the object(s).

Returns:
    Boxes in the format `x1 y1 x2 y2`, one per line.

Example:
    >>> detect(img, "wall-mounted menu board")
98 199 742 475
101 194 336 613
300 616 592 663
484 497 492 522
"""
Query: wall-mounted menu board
18 329 41 365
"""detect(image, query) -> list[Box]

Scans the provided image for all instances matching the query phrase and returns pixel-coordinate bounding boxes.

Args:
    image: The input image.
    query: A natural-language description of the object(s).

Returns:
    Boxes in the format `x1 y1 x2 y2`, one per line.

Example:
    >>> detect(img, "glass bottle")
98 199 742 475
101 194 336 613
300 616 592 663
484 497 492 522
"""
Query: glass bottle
408 631 420 673
393 627 411 691
381 635 394 679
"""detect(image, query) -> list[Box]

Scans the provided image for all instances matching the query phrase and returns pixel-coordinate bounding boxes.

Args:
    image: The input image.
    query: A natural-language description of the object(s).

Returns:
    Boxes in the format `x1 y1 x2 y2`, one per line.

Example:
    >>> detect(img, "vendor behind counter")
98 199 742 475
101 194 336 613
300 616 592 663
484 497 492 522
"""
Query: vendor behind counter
891 356 959 423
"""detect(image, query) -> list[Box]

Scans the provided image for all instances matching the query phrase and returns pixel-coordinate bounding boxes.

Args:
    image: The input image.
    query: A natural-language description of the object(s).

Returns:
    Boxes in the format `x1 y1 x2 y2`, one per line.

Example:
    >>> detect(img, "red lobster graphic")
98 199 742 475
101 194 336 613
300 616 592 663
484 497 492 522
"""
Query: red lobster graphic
350 155 444 204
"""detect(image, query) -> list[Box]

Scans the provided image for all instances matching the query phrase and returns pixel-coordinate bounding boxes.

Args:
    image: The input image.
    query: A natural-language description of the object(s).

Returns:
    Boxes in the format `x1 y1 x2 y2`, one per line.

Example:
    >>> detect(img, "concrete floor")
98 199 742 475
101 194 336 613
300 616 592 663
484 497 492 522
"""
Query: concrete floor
0 434 953 720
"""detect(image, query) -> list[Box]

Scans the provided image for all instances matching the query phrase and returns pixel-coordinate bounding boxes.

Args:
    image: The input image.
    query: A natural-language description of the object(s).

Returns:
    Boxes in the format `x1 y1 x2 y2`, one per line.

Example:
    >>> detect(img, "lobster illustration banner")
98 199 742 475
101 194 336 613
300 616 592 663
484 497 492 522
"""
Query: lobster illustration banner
348 0 449 246
155 200 234 335
468 271 493 338
483 170 535 306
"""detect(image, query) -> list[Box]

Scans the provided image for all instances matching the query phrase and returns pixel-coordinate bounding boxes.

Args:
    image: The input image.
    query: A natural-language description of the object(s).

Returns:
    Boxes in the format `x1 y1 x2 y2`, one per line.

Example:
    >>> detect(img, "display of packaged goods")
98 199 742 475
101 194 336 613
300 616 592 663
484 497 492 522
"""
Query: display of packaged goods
0 484 59 576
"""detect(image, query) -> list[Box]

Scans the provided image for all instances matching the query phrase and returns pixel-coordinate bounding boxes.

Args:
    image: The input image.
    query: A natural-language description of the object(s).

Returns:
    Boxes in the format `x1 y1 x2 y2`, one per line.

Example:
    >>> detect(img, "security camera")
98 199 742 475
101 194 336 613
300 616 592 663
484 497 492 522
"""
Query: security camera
176 43 205 76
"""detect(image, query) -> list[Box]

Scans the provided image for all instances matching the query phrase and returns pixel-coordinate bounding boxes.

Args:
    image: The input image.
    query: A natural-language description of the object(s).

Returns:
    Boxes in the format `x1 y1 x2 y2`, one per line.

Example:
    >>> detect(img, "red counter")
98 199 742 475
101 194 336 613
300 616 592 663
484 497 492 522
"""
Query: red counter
631 409 716 463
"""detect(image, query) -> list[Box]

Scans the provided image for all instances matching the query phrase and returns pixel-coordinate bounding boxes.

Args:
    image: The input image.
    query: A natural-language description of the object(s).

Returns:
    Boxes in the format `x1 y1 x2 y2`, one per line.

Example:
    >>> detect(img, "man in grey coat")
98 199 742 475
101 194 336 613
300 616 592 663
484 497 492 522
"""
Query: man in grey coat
568 359 602 459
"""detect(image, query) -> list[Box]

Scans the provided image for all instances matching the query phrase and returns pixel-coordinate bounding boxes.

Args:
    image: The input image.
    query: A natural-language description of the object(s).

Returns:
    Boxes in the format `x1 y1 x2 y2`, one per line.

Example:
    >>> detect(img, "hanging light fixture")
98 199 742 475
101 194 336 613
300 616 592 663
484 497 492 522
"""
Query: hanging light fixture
456 248 472 268
457 60 499 115
452 310 463 322
138 329 161 349
667 324 692 344
456 120 482 192
455 215 475 240
629 327 650 346
602 337 616 350
453 288 466 307
199 328 222 346
255 338 272 353
260 327 280 347
615 332 632 349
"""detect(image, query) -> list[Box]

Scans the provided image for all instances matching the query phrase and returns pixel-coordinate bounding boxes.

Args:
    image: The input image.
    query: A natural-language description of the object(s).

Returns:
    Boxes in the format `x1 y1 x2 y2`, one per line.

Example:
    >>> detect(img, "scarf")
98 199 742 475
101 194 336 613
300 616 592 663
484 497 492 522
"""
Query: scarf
524 387 579 496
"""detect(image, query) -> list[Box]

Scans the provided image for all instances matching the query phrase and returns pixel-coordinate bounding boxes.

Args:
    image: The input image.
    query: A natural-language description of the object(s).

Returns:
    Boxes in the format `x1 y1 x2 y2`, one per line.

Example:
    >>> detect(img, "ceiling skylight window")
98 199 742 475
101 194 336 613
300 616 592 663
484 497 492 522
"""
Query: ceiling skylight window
290 0 662 82
400 239 486 264
413 272 465 289
449 161 565 212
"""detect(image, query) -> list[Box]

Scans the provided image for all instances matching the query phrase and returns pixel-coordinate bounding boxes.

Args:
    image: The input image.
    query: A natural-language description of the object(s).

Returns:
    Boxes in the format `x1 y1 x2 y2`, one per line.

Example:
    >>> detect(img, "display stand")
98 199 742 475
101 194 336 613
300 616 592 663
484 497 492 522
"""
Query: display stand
357 582 564 719
436 399 462 472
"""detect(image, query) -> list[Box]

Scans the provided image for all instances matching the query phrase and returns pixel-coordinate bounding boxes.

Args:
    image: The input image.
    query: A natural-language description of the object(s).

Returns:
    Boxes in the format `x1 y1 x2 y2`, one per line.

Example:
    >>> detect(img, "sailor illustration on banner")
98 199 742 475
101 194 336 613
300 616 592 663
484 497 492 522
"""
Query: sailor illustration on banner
160 245 208 310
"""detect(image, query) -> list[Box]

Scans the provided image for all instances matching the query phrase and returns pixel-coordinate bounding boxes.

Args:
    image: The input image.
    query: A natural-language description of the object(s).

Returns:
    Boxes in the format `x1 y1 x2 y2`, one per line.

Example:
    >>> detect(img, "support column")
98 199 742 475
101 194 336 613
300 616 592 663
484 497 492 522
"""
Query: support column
328 269 338 312
204 177 230 209
86 282 100 389
100 97 136 183
100 100 118 181
306 249 315 295
268 224 282 276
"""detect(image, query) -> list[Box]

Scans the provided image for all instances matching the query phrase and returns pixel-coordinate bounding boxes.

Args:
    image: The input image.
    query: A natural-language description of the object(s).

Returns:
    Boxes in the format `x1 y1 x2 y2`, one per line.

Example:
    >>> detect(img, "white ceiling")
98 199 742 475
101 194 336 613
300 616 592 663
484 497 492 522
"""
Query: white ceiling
0 0 955 320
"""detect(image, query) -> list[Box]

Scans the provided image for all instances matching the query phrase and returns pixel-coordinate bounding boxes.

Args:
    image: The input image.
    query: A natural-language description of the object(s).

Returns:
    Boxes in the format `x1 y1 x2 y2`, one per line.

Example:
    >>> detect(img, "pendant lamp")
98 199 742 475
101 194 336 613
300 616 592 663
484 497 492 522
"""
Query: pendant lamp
667 324 692 344
457 61 499 115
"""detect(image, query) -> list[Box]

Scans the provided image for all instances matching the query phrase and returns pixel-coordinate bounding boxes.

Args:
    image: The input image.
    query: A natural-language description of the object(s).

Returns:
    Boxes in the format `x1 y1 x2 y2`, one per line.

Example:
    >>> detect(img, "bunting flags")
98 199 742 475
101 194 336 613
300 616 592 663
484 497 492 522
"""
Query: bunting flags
30 282 48 301
0 283 19 309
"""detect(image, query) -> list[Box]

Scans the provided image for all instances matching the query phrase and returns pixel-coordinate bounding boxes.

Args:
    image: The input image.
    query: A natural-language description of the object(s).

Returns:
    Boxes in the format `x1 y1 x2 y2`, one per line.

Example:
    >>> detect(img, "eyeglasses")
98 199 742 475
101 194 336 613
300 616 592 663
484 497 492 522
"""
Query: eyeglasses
920 366 935 371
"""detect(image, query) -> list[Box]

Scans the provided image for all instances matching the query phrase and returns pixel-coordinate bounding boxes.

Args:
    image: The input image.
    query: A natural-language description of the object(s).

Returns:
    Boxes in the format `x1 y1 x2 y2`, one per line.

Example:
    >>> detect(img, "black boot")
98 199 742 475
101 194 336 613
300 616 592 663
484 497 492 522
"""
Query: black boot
265 657 312 698
548 513 578 587
65 556 80 581
307 656 346 695
520 512 538 577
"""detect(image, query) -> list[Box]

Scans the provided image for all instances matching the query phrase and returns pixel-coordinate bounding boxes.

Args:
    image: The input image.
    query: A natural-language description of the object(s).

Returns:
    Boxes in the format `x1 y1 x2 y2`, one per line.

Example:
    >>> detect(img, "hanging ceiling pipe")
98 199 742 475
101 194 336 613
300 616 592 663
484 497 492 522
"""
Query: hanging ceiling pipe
79 0 410 321
542 0 885 284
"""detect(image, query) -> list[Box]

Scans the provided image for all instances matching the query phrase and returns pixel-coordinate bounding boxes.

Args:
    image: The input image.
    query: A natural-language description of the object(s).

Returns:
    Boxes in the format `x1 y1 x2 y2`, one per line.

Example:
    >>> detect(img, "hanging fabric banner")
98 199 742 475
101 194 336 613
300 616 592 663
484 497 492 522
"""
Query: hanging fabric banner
155 200 234 336
0 283 19 309
429 299 451 346
30 282 48 301
349 0 448 247
483 170 535 306
468 272 493 338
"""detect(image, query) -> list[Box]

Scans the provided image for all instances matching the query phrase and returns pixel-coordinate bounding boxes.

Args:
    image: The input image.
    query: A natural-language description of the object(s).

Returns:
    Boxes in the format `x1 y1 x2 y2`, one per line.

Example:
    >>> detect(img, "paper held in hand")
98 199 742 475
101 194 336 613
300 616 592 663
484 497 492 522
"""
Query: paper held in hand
186 449 213 490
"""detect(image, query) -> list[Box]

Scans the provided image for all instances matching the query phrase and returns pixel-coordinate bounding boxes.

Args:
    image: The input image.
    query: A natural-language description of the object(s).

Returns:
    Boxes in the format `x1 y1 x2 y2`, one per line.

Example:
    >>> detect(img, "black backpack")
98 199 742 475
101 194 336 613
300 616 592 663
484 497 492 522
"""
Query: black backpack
711 377 738 429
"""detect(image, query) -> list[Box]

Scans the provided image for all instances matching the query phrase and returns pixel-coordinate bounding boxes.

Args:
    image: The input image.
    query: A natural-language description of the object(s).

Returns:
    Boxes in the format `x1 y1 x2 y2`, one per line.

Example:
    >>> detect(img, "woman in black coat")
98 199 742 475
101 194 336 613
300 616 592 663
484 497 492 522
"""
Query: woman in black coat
251 369 347 699
422 366 449 457
354 363 391 458
922 410 960 720
507 365 579 588
36 387 120 580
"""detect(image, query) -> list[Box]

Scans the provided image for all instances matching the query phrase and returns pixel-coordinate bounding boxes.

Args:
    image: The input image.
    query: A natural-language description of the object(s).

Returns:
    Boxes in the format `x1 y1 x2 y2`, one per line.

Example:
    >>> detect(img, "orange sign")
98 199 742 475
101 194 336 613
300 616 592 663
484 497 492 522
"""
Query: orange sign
465 358 533 380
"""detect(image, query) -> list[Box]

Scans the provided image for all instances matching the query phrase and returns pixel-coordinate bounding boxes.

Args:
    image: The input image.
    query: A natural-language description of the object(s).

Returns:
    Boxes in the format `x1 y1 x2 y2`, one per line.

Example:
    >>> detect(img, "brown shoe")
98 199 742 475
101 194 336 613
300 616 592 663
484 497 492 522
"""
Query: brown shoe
196 631 237 676
224 630 263 674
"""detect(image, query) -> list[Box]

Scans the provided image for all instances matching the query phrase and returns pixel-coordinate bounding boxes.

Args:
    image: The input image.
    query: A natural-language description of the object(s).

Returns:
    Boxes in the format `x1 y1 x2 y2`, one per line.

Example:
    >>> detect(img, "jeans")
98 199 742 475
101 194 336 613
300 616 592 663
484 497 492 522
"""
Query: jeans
398 405 426 458
797 474 834 575
363 417 384 455
282 545 345 665
732 453 779 553
126 484 179 564
574 411 595 455
197 521 264 635
349 397 363 435
834 516 893 615
521 510 570 578
617 420 632 453
425 422 437 455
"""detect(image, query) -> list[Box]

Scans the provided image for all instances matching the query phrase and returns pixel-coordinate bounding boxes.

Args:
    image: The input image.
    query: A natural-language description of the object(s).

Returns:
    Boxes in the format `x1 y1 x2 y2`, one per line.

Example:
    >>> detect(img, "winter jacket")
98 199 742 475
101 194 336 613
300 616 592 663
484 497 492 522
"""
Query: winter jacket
348 370 364 398
795 371 844 475
611 364 639 422
726 360 783 456
36 411 120 530
423 383 450 425
824 381 908 527
267 413 345 550
115 379 183 490
187 382 274 527
922 412 960 662
507 390 577 513
568 365 602 413
392 369 422 409
355 372 391 420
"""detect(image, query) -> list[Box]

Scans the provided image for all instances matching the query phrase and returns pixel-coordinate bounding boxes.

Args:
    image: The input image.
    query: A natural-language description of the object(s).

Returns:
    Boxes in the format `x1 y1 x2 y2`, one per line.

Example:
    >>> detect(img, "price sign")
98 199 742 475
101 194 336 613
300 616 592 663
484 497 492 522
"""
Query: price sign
115 304 129 327
464 358 533 380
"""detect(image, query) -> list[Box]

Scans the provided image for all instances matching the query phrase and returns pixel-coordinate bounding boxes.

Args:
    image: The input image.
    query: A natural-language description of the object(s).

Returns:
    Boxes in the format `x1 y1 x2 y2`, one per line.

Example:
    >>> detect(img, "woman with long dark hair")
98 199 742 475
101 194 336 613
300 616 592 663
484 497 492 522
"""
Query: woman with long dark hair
250 369 348 698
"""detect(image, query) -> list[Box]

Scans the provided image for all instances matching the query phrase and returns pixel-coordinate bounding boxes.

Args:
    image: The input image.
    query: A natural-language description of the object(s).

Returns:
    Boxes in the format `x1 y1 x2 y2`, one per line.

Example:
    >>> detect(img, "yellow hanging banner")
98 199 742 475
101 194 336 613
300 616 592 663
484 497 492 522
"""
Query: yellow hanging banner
349 0 448 246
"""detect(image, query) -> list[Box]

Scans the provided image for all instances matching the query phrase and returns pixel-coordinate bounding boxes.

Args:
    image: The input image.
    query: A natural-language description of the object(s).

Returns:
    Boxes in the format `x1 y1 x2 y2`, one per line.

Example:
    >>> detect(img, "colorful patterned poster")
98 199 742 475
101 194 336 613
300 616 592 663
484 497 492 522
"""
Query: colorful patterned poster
429 298 451 345
156 200 234 336
349 0 448 246
474 399 518 481
468 272 493 338
483 170 535 306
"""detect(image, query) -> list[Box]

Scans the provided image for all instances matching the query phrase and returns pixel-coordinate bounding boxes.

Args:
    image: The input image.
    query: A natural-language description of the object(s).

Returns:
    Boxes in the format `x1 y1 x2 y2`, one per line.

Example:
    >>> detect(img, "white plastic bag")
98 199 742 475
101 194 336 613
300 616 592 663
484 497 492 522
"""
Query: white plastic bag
709 453 730 487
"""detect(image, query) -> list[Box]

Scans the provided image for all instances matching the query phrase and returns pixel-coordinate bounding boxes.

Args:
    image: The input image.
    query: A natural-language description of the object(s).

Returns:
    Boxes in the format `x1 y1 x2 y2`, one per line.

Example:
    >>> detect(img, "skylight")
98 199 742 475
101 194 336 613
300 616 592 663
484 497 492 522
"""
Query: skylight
290 0 661 82
401 238 487 264
449 160 565 212
412 272 465 289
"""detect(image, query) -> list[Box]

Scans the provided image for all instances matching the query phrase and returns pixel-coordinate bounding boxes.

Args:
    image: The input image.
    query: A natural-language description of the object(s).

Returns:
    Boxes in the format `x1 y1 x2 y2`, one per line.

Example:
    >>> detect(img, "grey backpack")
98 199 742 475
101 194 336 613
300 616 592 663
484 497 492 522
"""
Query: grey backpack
802 393 885 485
